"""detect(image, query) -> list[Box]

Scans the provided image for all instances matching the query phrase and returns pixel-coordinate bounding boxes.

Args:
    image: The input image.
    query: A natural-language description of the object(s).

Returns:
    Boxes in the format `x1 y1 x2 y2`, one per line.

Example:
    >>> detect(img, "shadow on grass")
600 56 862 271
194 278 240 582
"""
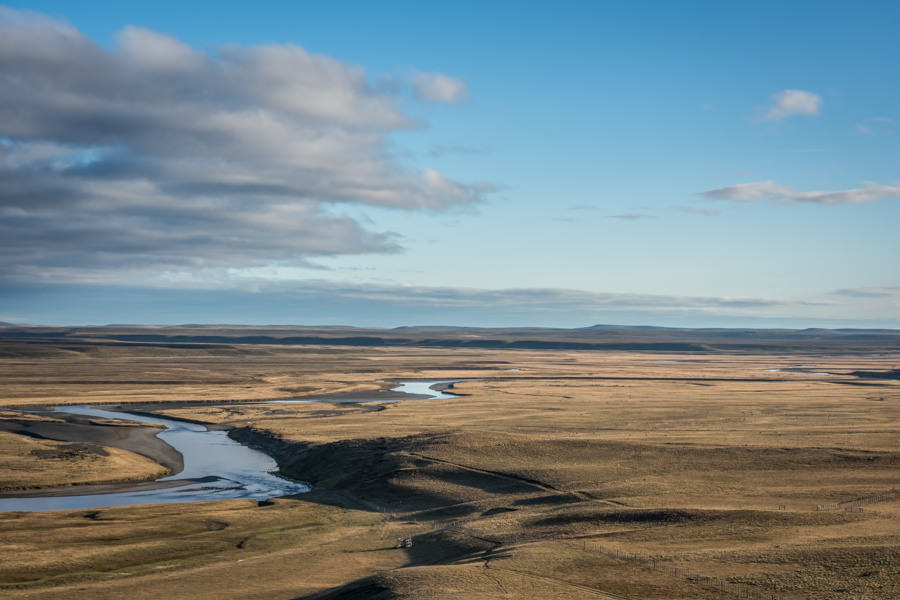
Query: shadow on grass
231 429 543 515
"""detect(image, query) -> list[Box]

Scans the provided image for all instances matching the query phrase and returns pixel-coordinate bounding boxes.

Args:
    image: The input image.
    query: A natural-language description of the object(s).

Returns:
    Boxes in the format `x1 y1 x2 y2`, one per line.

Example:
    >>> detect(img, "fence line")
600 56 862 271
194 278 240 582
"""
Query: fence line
815 489 900 512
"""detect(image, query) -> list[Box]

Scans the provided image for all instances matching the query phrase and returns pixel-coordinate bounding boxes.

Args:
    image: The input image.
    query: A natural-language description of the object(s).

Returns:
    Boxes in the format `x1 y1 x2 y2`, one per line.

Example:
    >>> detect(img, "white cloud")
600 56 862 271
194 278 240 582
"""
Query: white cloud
855 116 895 135
764 89 822 120
414 72 468 103
702 180 900 206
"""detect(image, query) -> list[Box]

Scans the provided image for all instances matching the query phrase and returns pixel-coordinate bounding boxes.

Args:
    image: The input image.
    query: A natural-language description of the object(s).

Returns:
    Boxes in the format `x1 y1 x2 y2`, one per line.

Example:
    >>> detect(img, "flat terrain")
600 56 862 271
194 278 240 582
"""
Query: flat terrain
0 329 898 599
0 411 180 494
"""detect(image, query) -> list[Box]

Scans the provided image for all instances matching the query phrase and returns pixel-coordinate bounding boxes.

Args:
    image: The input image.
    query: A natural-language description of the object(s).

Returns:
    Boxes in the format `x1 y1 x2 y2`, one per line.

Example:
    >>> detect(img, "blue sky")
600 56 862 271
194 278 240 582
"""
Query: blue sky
1 1 898 327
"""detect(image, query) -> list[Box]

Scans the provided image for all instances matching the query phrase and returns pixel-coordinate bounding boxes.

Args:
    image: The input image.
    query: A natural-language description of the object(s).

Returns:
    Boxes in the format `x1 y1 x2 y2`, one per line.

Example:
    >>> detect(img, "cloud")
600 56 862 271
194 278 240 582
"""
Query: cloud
428 143 488 158
103 276 832 312
674 205 720 216
605 213 655 221
0 8 492 284
763 89 822 120
414 72 468 103
300 283 828 313
855 116 895 135
831 286 898 299
331 283 830 311
702 181 900 206
10 279 879 328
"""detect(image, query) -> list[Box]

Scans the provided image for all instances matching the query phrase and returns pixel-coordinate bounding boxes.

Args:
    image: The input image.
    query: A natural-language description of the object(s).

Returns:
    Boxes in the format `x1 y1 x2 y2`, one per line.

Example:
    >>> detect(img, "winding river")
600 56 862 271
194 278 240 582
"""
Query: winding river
0 379 462 512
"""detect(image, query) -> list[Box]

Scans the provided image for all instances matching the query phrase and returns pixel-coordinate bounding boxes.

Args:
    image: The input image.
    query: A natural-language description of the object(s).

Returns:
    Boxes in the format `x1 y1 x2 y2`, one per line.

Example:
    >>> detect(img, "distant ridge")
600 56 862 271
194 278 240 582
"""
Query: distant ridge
583 324 676 331
1 324 897 354
585 324 900 335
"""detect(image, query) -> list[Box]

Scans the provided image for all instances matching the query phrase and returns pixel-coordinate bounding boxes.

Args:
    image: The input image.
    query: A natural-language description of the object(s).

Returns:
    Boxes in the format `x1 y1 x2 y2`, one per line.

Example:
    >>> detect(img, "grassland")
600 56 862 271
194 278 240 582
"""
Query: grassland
0 333 898 599
0 409 180 493
0 418 168 492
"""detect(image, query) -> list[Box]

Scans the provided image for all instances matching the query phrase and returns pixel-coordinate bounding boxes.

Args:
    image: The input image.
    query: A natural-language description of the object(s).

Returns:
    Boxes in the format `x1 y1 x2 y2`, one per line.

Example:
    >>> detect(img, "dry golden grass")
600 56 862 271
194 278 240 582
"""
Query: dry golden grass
0 411 169 491
3 342 893 408
0 498 411 600
0 343 536 407
1 343 899 598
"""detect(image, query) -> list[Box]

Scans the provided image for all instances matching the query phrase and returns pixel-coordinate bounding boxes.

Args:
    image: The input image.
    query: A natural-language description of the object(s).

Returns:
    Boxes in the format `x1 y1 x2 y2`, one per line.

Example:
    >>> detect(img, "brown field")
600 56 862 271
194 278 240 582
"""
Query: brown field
0 337 898 599
0 419 168 491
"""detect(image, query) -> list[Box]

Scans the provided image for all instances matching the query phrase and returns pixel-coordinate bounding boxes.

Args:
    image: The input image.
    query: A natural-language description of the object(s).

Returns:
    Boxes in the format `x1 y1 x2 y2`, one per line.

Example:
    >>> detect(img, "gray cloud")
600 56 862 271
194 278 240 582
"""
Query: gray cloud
0 8 491 283
831 286 898 299
702 180 900 206
8 280 880 328
674 205 720 216
184 279 835 314
605 213 655 221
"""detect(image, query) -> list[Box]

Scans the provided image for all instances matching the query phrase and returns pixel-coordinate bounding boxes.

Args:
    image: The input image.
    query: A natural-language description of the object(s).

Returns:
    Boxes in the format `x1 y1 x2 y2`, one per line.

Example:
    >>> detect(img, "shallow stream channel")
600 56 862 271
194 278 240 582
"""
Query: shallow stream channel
0 380 462 512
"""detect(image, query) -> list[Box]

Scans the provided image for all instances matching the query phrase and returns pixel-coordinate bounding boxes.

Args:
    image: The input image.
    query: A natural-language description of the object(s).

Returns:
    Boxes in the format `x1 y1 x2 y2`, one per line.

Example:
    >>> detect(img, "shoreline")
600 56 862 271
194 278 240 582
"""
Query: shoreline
0 380 461 502
0 477 213 499
9 384 425 412
0 411 185 497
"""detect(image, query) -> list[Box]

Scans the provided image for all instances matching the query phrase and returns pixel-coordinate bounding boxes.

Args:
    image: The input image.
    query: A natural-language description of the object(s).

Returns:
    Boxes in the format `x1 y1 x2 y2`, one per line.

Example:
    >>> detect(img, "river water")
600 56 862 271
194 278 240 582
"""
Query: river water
0 379 461 512
268 379 462 403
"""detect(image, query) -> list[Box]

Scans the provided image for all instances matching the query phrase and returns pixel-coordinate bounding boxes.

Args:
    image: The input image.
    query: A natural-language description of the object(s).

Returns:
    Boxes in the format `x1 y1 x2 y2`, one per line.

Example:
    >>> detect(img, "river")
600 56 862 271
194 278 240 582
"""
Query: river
0 379 462 512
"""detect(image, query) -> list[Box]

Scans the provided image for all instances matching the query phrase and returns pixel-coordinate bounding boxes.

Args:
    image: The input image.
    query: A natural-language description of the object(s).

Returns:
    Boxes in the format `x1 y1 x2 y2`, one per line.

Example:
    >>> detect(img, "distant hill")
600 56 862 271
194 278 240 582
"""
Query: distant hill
0 324 898 354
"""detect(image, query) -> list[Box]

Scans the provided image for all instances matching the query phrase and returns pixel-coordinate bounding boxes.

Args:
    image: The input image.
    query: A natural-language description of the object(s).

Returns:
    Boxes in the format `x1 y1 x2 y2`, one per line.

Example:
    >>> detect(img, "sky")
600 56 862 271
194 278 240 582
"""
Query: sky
1 1 898 328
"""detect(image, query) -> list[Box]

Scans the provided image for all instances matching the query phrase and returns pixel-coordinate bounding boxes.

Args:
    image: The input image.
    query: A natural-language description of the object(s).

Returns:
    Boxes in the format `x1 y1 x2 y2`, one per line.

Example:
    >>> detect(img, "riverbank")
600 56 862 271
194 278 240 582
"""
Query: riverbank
0 405 309 509
0 380 458 502
0 411 180 496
